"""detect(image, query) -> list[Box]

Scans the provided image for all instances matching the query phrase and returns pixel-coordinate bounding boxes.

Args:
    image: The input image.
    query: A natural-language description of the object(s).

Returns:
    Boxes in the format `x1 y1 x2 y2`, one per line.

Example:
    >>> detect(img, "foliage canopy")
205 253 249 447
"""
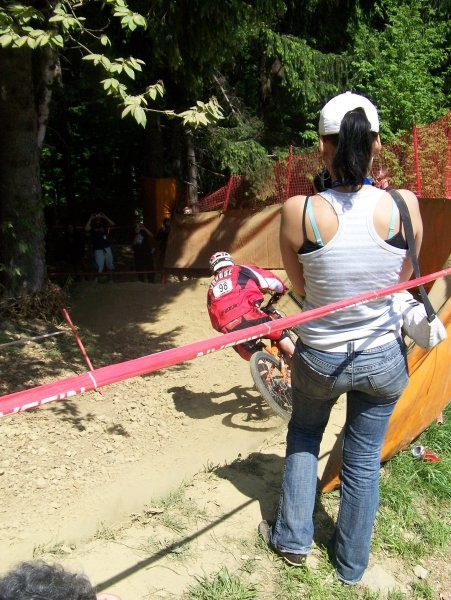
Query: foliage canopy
0 0 449 295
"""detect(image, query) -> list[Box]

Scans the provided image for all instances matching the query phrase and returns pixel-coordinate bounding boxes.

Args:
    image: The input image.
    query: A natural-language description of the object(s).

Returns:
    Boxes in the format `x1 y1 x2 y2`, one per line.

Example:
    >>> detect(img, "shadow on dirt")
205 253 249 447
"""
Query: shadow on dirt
0 280 197 395
94 453 336 594
215 452 336 549
168 384 279 431
95 497 256 593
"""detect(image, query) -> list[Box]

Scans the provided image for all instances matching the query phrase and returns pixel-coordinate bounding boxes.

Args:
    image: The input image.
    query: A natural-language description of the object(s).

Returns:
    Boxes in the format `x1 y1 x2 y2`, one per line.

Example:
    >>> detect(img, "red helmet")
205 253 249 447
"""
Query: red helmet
209 251 234 273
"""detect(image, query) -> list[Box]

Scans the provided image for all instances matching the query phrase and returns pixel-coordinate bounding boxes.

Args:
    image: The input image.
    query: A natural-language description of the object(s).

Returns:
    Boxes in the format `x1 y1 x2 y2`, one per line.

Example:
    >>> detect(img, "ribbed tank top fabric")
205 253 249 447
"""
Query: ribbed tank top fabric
296 186 407 349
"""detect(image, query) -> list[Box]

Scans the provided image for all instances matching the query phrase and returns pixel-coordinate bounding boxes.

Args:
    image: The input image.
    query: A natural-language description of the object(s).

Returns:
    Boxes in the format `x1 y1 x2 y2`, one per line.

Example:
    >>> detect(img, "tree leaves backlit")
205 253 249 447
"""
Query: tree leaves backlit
0 0 222 128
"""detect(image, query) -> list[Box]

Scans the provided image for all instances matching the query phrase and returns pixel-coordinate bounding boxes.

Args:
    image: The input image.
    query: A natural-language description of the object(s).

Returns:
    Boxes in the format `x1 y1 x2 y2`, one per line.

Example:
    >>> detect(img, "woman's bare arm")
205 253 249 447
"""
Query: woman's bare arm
397 189 423 282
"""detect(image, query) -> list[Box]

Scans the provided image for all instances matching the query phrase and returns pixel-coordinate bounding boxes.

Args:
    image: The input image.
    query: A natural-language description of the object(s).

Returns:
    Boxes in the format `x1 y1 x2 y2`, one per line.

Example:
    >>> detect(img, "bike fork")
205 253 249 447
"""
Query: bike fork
265 344 291 385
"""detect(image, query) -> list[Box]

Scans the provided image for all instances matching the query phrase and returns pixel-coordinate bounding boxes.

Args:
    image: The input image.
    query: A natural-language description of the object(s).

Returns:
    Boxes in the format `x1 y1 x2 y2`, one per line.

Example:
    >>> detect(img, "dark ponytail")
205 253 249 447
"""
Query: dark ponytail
331 107 376 186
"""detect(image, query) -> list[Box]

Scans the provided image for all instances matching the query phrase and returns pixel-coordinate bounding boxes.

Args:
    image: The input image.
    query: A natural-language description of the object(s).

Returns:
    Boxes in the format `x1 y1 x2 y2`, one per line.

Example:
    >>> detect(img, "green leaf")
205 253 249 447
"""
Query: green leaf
37 33 49 46
14 36 28 47
101 56 112 70
101 78 113 90
48 14 65 23
132 105 147 127
132 14 147 28
83 54 101 63
51 34 64 48
26 36 37 49
123 65 135 79
0 34 14 47
129 57 142 71
121 105 133 118
127 19 137 31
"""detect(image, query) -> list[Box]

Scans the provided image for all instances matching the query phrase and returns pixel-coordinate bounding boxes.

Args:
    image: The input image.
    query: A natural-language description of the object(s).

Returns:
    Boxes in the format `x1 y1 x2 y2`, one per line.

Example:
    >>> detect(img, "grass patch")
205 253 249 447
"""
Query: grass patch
181 405 450 599
152 482 209 524
160 512 187 534
186 567 257 599
374 405 450 561
32 541 73 558
410 580 435 599
93 521 121 542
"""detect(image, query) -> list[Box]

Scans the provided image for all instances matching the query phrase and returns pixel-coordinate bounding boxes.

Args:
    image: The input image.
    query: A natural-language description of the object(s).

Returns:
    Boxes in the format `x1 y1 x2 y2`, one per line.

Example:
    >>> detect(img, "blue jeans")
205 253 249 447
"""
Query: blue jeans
94 247 114 273
270 337 408 584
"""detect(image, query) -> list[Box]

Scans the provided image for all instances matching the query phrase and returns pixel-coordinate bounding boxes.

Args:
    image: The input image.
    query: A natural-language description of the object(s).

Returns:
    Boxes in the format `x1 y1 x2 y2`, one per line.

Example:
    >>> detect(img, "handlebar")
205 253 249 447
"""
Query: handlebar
269 292 283 303
260 289 305 313
258 291 283 311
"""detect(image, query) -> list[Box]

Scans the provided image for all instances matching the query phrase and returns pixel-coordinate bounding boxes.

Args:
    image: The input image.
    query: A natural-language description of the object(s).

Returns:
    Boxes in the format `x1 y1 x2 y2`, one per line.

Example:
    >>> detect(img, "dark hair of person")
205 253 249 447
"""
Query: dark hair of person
0 561 96 600
327 107 377 187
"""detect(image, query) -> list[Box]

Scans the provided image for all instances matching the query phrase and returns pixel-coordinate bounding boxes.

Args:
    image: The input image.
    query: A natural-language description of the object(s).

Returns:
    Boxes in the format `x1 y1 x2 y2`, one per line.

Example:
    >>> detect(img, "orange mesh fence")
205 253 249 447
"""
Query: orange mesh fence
414 113 450 198
197 112 450 212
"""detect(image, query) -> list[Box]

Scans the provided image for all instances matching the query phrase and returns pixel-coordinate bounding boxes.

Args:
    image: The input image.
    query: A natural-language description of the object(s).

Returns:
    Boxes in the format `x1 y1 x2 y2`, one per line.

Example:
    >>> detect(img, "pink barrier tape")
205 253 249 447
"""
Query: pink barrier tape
1 268 450 417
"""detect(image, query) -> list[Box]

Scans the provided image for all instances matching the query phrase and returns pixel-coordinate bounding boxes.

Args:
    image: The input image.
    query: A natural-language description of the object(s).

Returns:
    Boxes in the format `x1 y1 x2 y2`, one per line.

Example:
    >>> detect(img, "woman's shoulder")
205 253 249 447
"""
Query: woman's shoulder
282 194 308 213
285 193 309 204
384 188 420 214
394 188 419 203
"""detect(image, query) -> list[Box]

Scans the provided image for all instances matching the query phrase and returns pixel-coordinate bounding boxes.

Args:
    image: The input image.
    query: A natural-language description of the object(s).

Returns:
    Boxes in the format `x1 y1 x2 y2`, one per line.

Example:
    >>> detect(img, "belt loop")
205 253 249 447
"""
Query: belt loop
347 341 354 357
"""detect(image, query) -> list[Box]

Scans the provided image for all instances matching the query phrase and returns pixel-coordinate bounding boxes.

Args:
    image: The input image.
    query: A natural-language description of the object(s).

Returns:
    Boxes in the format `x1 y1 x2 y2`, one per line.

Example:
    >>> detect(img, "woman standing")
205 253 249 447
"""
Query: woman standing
260 92 423 584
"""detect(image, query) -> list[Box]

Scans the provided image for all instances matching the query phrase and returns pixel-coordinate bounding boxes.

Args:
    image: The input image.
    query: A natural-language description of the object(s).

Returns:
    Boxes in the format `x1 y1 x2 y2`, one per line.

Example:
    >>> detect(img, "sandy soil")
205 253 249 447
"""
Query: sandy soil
0 277 415 599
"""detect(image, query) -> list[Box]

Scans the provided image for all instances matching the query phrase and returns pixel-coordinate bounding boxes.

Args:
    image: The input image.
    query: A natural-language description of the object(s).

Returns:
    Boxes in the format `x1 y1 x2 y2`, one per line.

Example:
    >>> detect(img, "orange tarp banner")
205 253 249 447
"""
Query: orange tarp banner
164 205 283 270
418 198 451 289
165 198 451 272
141 177 178 233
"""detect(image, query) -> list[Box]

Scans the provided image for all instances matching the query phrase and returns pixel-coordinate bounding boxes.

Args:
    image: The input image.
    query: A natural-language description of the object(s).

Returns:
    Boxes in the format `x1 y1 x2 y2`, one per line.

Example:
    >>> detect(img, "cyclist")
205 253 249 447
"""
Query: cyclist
207 251 295 361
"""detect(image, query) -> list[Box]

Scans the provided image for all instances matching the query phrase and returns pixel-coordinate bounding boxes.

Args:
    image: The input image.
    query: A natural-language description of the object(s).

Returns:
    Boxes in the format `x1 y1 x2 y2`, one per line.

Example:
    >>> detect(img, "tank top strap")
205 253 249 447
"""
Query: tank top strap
306 197 324 246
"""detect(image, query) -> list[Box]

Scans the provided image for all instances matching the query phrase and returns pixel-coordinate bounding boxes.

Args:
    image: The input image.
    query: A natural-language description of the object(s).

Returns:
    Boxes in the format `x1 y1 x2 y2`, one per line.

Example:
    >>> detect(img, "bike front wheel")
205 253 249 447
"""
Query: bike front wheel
249 351 292 421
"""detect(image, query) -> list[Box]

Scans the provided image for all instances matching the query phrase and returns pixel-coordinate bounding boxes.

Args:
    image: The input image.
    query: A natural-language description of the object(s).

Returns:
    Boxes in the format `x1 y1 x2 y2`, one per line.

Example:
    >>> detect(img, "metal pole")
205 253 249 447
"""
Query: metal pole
286 145 293 199
412 122 422 196
61 306 104 395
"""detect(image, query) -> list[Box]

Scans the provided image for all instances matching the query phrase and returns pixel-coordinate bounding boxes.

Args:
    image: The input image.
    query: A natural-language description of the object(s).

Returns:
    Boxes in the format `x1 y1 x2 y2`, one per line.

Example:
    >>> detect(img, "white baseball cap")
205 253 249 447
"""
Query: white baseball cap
318 91 379 135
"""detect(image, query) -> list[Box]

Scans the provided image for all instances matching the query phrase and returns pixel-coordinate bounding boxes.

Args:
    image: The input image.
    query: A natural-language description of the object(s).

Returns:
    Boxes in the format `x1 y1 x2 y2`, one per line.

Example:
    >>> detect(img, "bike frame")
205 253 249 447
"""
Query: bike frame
258 303 292 386
261 341 291 385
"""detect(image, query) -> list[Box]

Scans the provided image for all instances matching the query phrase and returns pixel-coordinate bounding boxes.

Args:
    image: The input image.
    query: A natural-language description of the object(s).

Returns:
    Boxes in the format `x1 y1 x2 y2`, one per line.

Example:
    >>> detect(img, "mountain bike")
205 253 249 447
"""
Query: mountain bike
248 295 298 421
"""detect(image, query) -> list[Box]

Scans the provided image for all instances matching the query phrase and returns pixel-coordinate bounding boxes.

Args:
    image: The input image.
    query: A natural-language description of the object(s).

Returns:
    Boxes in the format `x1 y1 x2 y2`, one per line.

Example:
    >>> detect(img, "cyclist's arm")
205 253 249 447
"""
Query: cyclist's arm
242 265 286 295
280 195 306 297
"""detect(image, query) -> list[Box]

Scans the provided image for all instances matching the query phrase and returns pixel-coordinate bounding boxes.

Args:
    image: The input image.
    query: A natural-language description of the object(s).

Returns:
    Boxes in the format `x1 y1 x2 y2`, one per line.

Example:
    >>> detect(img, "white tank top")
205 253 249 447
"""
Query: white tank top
296 186 407 349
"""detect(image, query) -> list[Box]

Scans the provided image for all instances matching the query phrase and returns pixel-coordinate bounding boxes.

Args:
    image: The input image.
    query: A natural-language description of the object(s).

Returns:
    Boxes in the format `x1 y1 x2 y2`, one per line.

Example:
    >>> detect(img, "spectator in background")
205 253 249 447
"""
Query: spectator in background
373 167 395 191
0 560 120 599
132 220 156 282
85 211 115 282
155 217 171 273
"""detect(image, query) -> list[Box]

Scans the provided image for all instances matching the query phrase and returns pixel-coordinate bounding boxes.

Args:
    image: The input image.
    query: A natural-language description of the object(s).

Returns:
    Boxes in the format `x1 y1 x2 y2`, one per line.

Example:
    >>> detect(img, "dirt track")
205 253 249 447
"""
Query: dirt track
0 277 349 598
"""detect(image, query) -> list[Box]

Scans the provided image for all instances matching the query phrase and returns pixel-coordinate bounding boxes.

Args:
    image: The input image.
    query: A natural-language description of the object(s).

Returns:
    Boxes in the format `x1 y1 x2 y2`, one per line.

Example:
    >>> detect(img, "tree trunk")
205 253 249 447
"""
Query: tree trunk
34 46 61 150
185 129 199 213
0 48 46 296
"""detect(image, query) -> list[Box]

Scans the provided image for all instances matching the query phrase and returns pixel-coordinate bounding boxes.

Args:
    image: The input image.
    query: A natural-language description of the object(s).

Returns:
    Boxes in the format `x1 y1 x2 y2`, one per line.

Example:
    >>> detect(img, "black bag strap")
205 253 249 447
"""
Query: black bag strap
389 189 436 322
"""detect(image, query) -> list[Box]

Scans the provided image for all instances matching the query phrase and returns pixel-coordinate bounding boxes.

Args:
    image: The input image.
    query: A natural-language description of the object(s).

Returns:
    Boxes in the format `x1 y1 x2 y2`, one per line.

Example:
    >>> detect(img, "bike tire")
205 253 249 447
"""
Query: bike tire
249 351 292 421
